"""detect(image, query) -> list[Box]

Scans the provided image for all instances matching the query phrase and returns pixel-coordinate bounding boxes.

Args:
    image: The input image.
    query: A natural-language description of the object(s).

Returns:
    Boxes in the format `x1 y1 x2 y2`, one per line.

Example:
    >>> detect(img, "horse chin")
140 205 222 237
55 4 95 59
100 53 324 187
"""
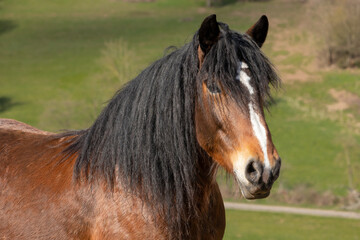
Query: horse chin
238 183 271 200
243 190 270 200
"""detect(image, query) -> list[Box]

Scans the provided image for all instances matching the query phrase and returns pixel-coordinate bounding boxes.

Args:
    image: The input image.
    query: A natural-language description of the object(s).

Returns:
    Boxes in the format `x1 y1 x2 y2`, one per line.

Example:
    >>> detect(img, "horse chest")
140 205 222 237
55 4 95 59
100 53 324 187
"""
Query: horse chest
89 190 168 239
90 184 225 240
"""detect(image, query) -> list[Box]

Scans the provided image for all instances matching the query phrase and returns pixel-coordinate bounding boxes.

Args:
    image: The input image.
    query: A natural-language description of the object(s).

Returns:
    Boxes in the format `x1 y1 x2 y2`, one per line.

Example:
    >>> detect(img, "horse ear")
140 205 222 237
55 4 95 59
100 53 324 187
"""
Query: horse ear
198 14 220 54
246 15 269 48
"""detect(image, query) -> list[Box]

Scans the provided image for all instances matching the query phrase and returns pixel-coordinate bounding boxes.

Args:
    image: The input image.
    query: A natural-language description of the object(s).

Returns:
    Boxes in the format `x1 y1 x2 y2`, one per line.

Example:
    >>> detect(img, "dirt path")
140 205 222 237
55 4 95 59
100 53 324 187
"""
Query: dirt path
224 202 360 220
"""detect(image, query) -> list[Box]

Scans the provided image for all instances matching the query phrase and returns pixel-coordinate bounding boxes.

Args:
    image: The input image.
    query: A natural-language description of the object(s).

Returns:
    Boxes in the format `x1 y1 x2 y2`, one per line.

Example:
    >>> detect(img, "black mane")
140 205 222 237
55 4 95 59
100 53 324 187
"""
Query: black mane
59 22 280 239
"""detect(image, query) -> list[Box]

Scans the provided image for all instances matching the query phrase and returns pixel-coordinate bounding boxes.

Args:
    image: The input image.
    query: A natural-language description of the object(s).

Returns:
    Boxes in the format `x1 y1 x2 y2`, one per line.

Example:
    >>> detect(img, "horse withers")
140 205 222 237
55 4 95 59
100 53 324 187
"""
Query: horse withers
0 15 281 239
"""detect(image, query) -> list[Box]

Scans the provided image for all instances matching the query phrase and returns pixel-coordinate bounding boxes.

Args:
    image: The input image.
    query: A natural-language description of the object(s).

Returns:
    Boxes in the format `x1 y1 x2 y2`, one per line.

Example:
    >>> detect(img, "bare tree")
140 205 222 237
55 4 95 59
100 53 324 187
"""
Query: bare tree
310 0 360 68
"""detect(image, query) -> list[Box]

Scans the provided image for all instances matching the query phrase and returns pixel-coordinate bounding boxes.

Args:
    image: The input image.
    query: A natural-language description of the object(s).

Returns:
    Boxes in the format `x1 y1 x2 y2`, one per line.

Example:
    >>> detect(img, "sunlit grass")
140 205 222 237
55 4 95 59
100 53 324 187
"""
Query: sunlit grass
224 210 360 240
0 0 359 204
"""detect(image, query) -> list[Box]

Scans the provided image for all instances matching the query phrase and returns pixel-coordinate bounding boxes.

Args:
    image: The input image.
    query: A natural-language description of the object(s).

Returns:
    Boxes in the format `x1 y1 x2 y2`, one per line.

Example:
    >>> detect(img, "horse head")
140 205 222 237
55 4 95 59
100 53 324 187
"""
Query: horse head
195 15 281 199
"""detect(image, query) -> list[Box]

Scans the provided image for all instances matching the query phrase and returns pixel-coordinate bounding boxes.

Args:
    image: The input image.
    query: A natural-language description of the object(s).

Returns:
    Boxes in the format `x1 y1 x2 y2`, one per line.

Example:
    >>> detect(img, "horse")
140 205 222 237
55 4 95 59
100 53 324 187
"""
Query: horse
0 14 281 239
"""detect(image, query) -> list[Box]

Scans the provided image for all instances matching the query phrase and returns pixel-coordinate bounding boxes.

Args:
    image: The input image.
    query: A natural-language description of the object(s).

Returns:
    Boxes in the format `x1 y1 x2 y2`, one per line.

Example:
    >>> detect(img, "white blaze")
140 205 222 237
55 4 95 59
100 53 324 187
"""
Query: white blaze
235 61 270 170
249 103 270 168
237 71 254 95
241 62 249 69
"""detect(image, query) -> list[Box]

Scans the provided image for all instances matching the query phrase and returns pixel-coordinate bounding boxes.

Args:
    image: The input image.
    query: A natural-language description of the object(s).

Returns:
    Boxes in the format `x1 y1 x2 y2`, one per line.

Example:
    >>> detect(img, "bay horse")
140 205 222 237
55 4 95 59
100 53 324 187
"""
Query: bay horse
0 15 281 239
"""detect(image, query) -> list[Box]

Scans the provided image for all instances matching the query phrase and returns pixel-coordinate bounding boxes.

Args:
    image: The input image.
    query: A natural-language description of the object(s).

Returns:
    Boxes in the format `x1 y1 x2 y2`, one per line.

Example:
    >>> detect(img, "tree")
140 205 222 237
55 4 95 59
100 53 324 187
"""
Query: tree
321 0 360 68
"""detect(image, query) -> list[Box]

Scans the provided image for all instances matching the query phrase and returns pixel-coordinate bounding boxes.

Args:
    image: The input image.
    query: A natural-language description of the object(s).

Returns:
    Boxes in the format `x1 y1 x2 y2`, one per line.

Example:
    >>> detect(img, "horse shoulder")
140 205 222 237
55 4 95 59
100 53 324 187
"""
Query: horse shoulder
0 122 92 239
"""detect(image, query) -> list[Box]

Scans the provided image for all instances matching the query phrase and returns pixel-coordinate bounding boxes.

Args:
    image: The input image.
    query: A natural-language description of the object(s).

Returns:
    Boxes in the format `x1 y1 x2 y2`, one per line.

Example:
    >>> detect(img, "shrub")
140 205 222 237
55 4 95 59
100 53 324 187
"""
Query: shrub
97 39 136 86
316 0 360 68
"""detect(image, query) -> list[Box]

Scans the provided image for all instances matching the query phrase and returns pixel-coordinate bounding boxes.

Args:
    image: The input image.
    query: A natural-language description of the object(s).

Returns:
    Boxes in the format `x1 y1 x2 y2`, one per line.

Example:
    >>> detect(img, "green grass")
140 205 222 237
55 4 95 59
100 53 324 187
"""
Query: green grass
1 0 360 206
2 1 360 239
263 70 360 196
280 53 312 67
324 72 360 96
0 0 203 128
224 210 360 240
272 50 290 57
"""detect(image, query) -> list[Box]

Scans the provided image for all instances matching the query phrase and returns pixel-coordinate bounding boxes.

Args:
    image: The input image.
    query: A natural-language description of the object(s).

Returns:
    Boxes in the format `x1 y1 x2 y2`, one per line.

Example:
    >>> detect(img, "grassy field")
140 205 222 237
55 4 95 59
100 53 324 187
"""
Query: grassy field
1 0 360 200
224 210 360 240
1 0 360 235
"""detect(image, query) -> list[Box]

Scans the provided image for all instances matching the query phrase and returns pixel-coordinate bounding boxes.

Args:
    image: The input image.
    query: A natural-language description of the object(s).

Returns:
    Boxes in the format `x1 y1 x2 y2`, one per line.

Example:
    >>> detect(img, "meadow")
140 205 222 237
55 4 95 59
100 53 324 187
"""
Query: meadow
225 210 360 240
1 0 359 238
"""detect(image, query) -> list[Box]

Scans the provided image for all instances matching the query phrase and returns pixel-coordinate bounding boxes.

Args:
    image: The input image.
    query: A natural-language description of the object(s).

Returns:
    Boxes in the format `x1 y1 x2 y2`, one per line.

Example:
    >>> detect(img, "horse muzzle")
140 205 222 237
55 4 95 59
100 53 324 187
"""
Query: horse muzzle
235 158 281 199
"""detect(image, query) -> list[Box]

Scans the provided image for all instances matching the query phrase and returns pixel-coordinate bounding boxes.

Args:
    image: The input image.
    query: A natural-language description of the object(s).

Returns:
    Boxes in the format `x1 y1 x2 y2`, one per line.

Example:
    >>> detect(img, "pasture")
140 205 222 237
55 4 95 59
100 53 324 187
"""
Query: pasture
225 210 360 240
1 0 359 238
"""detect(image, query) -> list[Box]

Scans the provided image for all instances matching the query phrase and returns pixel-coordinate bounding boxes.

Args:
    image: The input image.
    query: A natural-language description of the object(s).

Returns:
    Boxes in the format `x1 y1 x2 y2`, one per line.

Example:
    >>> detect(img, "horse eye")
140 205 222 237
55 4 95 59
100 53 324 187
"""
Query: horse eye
206 81 221 94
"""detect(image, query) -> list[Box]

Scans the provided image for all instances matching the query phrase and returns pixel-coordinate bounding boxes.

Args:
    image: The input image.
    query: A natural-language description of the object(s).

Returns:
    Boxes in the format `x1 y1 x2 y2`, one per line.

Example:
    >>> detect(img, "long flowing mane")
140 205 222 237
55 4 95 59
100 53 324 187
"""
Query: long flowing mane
58 22 280 238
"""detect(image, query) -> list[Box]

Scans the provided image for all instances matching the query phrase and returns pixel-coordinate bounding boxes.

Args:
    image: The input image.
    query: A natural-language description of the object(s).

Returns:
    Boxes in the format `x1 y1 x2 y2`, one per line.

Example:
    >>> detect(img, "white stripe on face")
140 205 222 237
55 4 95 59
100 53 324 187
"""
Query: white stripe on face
240 62 248 69
236 61 270 169
236 70 254 95
249 103 270 168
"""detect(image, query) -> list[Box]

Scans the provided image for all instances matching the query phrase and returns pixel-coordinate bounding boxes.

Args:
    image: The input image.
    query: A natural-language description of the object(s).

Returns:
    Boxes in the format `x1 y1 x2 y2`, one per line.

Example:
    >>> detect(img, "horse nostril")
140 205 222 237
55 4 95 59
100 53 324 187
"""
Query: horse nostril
245 160 263 184
262 169 273 186
272 157 281 181
263 158 281 187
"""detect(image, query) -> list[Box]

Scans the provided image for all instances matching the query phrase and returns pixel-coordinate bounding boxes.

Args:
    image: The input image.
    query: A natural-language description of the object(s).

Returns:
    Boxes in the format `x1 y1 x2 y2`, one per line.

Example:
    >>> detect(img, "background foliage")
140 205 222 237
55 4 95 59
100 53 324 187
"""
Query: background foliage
308 0 360 68
0 0 359 238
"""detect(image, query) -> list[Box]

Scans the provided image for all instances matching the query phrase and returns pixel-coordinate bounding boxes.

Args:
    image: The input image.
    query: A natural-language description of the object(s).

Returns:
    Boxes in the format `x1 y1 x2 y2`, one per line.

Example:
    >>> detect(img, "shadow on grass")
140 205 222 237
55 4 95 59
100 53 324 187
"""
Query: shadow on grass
0 20 17 36
209 0 237 7
211 0 270 7
221 0 238 6
0 97 21 113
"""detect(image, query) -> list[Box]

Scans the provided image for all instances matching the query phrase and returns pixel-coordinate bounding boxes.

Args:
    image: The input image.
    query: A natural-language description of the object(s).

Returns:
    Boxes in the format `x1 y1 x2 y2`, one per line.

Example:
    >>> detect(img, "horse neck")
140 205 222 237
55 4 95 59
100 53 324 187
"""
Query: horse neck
193 154 218 203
